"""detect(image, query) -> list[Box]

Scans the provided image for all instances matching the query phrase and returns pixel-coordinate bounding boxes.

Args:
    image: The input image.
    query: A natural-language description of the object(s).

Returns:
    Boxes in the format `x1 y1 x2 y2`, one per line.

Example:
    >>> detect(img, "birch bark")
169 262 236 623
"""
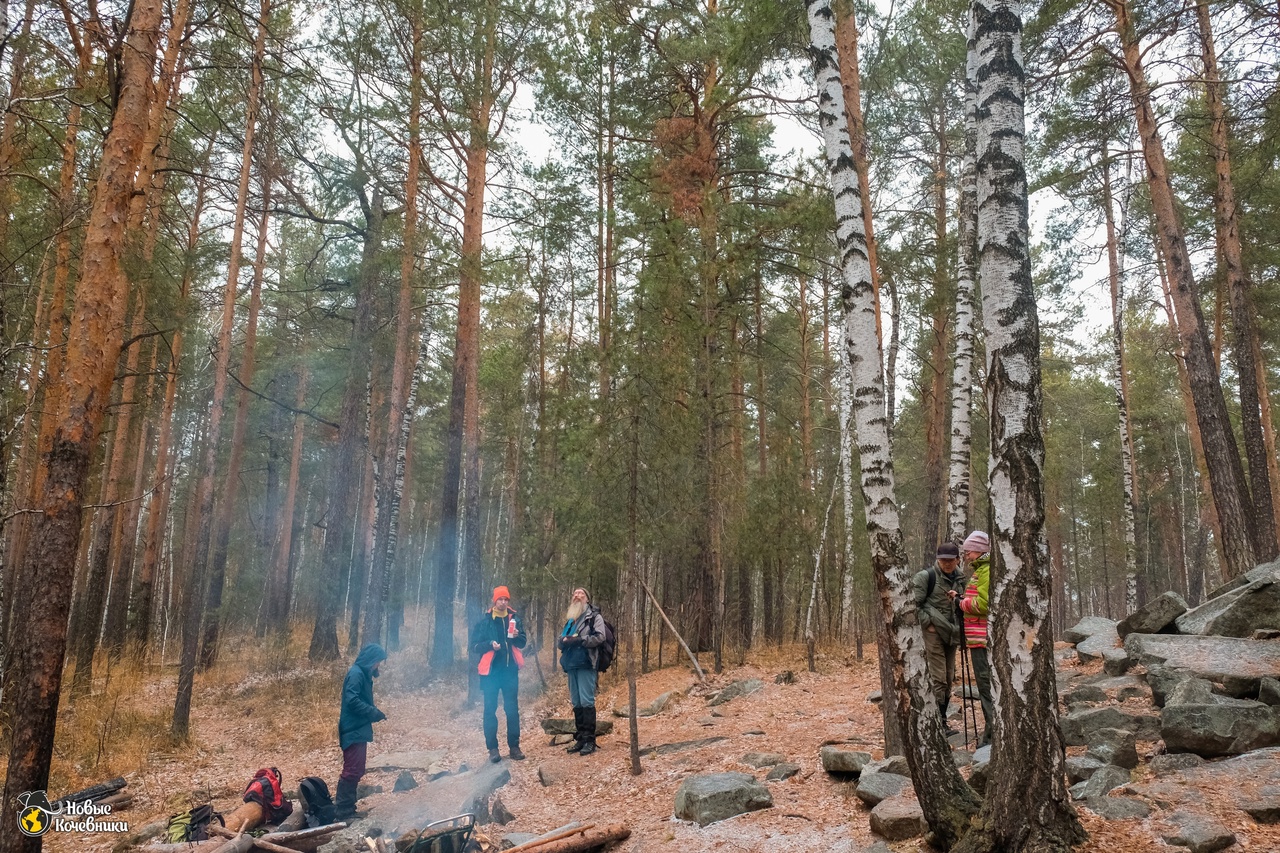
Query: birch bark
806 0 978 844
954 4 1084 850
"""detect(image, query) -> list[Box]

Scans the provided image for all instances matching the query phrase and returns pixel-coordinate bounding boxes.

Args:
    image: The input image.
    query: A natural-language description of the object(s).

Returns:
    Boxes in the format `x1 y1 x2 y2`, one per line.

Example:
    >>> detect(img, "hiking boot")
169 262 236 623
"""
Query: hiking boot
488 748 502 763
578 740 597 756
566 739 584 754
509 746 526 760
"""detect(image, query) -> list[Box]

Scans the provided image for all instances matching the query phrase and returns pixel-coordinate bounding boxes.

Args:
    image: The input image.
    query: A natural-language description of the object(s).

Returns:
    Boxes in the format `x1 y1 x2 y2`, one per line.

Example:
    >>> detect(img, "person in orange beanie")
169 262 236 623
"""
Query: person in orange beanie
468 586 527 762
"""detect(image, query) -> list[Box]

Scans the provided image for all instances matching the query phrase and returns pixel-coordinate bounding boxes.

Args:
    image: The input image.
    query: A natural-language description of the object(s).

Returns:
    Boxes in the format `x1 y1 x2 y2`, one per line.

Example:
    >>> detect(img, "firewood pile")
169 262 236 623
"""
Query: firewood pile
57 776 134 812
380 820 630 853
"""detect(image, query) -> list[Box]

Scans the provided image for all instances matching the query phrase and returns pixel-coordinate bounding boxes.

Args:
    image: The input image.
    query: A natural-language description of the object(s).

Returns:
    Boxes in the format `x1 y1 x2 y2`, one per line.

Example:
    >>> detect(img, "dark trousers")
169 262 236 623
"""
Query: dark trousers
969 645 995 742
481 667 520 750
340 741 368 782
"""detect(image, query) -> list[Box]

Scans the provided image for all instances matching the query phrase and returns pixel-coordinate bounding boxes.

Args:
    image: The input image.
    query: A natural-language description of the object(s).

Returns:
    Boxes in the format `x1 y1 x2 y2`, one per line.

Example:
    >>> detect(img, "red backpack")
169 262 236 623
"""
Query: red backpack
243 768 293 823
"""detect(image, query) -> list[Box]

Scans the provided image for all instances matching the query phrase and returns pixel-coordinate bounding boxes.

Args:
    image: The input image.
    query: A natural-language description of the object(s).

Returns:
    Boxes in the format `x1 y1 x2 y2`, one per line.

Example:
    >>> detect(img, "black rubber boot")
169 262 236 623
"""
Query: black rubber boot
939 698 956 734
334 777 359 820
566 707 584 753
578 707 598 755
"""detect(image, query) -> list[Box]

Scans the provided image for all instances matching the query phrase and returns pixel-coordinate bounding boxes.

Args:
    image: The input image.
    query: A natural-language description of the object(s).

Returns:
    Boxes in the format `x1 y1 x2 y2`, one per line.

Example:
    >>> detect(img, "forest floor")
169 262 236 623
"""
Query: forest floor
27 631 1280 853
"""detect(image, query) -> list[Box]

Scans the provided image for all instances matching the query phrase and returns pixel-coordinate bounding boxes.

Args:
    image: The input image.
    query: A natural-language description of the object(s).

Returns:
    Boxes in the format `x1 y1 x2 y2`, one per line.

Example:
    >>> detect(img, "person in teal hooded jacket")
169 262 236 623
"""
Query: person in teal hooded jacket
336 643 387 819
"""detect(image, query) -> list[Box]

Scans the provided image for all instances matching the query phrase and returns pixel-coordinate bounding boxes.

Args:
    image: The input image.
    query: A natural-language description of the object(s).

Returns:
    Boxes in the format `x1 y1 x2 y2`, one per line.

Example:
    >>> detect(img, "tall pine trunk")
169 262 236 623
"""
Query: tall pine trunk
1109 0 1257 578
0 0 163 845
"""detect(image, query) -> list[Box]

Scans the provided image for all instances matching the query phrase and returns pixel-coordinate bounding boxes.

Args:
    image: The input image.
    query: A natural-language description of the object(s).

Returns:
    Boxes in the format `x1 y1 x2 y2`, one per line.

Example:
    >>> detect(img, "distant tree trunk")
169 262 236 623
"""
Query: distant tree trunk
1195 0 1277 561
365 26 422 646
71 299 145 697
921 106 951 560
198 0 271 671
0 0 163 845
267 368 308 632
953 4 1085 851
132 145 211 653
806 2 979 845
1109 0 1257 578
311 192 383 661
1102 150 1140 613
948 31 978 544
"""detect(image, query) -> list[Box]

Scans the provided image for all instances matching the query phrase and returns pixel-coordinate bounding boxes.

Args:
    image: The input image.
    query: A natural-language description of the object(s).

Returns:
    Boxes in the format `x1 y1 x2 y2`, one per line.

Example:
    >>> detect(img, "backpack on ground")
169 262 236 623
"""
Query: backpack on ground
165 804 222 842
298 776 335 827
594 615 617 673
243 767 293 824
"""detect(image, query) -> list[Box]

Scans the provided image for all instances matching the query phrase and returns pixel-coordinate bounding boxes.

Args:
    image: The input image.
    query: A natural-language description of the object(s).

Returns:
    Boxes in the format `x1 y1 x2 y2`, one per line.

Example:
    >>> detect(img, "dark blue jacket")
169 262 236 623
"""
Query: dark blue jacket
339 643 387 750
469 608 527 674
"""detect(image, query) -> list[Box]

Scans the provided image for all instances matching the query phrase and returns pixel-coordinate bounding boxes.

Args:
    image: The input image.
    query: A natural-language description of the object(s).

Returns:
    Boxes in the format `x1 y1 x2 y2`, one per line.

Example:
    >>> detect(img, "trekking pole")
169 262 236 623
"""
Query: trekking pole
958 643 978 749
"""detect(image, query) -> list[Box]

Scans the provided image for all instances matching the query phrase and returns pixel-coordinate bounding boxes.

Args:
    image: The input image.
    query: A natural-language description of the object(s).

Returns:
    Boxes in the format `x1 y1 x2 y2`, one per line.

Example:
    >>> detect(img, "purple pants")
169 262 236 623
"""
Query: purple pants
340 742 367 782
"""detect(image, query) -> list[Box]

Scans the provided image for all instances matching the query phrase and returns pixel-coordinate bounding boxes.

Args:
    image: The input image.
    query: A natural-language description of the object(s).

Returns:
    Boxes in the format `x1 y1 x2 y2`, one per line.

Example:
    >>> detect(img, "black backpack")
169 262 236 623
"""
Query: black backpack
594 616 617 673
298 777 335 827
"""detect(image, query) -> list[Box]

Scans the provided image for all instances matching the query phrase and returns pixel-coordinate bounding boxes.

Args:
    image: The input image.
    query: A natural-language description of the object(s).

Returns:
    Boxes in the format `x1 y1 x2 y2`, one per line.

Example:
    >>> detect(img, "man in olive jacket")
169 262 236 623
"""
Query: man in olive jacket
337 643 387 819
912 542 965 730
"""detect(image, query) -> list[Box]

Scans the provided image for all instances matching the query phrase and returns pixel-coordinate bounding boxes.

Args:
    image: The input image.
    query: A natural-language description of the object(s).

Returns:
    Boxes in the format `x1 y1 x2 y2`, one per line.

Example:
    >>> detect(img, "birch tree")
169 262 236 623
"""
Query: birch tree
805 0 979 844
953 3 1084 850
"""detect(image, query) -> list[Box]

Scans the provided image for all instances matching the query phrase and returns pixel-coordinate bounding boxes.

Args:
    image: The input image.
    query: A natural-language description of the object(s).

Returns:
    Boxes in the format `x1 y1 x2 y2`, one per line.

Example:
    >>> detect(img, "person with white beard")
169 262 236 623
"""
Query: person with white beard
558 587 607 755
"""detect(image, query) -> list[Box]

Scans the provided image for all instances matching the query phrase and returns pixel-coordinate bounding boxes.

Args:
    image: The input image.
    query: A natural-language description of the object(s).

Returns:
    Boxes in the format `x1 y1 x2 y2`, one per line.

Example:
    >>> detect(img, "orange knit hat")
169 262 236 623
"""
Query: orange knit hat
492 585 511 602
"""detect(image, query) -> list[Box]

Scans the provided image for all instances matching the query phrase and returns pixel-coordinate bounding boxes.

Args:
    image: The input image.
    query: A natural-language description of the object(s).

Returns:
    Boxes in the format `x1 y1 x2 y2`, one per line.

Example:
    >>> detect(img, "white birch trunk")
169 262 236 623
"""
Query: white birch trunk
968 2 1083 846
806 1 978 842
947 17 978 544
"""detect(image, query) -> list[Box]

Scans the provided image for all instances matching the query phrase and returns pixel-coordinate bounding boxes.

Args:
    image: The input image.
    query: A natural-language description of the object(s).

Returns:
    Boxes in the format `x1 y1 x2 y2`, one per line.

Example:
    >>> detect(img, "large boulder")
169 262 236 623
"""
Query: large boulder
1085 728 1139 770
1161 701 1280 757
1060 706 1160 746
1118 591 1188 638
673 773 772 826
1125 634 1280 697
1064 616 1119 646
1176 579 1280 638
868 798 926 841
1203 558 1280 601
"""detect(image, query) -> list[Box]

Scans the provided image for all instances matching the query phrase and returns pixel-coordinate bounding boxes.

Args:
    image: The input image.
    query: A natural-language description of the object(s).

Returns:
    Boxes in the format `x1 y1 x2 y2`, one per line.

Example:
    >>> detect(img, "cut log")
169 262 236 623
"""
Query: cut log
508 824 629 853
505 823 591 851
57 776 127 806
98 792 134 810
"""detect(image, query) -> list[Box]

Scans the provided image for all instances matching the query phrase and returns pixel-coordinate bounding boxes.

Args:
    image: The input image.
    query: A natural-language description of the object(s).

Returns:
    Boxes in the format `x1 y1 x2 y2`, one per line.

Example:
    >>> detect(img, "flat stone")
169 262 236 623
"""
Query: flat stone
741 752 785 768
1149 753 1206 775
868 690 882 703
673 772 772 826
968 746 992 794
540 717 613 736
1167 677 1220 706
863 756 910 777
1161 810 1236 853
1162 701 1280 757
1064 616 1119 645
361 762 509 838
868 797 926 841
1066 755 1105 784
1261 677 1280 706
1176 579 1280 638
615 690 683 718
854 772 912 807
821 746 872 775
1125 634 1280 695
1119 591 1189 638
500 832 539 849
707 679 763 707
766 763 801 782
638 736 728 757
1083 795 1151 820
1085 674 1152 702
1241 786 1280 823
393 771 417 792
1077 629 1121 663
1086 728 1140 769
